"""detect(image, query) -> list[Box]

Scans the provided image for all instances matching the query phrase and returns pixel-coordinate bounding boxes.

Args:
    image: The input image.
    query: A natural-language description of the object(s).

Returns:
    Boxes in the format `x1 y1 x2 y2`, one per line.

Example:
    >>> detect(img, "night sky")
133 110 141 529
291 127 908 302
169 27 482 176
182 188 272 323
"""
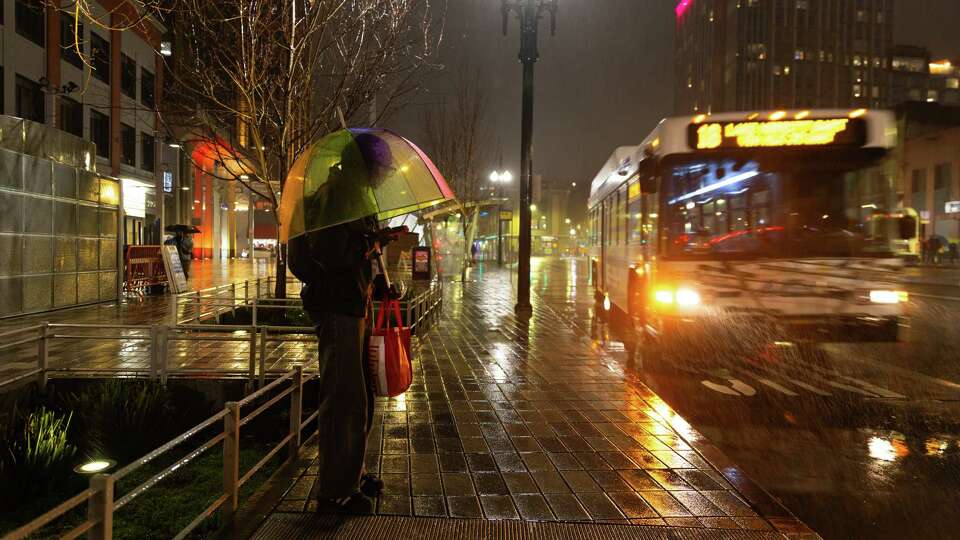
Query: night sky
388 0 960 208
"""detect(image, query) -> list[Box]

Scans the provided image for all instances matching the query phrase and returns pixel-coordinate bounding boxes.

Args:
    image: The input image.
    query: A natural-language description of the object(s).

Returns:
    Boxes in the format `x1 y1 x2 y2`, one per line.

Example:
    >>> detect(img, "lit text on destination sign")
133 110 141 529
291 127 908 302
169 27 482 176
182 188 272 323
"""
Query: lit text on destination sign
690 118 867 150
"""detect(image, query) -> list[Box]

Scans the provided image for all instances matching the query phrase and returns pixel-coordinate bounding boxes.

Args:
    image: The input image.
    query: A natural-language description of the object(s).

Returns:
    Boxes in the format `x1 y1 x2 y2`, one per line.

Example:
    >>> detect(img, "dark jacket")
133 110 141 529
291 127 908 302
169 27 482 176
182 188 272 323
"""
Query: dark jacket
288 216 378 318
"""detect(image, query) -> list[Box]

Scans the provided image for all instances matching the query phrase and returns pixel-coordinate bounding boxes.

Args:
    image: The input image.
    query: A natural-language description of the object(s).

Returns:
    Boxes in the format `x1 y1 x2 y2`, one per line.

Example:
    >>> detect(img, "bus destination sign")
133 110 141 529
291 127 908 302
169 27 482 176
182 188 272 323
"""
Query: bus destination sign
690 118 867 151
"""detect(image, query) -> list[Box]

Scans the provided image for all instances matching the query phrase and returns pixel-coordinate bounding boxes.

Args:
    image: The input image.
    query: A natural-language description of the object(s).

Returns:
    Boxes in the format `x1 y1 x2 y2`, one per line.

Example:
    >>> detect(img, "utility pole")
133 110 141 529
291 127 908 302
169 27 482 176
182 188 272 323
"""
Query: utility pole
502 0 557 317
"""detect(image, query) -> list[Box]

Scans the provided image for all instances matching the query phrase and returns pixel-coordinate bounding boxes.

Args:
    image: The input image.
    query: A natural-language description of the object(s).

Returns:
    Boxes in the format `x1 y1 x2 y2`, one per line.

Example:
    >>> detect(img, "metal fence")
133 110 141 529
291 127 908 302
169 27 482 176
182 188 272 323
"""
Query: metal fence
0 276 442 390
2 366 315 540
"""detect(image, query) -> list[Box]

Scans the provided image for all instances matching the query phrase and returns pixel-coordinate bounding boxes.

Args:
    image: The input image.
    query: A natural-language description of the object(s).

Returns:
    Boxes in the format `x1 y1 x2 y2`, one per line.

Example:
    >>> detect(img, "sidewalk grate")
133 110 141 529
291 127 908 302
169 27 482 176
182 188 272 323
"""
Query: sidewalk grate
252 513 789 540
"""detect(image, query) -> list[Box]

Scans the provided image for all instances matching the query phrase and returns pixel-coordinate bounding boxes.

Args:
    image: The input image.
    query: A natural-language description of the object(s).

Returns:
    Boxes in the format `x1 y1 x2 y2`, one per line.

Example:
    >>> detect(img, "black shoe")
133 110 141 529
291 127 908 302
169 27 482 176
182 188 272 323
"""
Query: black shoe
315 492 374 515
360 474 384 497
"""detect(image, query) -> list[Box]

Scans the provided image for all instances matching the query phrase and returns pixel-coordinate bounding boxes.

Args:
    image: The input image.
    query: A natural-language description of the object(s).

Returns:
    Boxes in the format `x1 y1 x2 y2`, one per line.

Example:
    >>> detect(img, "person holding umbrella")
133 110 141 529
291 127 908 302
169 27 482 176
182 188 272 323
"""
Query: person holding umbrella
283 129 454 514
164 225 197 279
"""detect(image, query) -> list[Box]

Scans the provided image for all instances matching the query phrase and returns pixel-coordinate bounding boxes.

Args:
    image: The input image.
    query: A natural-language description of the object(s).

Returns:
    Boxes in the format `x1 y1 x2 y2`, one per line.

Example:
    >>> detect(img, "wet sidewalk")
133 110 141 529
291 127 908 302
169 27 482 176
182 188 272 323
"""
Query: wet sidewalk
0 258 279 383
0 257 276 331
247 260 817 539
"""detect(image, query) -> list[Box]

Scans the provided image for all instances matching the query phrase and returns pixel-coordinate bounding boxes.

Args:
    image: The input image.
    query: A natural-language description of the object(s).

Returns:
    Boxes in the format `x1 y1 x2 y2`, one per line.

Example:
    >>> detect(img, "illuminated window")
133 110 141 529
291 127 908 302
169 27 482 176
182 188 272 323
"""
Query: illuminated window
794 50 805 61
928 90 939 102
853 85 863 98
947 78 959 89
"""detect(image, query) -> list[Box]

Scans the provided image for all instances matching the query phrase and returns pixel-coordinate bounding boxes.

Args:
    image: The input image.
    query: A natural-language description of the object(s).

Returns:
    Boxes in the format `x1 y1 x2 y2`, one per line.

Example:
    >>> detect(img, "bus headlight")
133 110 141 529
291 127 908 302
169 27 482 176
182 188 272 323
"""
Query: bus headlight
654 289 674 304
654 287 702 308
870 290 908 304
676 288 701 307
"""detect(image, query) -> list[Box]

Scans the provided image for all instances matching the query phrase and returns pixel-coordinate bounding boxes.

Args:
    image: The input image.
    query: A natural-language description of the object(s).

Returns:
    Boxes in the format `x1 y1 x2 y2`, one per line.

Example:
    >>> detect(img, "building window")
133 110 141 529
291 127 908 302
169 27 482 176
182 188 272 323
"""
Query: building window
91 33 110 84
947 78 959 90
120 123 136 166
911 169 925 195
121 54 137 98
141 133 155 172
141 69 155 108
935 163 951 191
15 75 44 123
15 0 45 47
928 90 939 102
60 97 83 137
60 13 84 69
90 109 109 158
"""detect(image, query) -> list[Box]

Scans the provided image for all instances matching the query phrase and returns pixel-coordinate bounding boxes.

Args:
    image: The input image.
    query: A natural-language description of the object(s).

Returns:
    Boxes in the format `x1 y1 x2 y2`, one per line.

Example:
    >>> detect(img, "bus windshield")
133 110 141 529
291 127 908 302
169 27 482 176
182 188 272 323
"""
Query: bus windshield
662 154 897 260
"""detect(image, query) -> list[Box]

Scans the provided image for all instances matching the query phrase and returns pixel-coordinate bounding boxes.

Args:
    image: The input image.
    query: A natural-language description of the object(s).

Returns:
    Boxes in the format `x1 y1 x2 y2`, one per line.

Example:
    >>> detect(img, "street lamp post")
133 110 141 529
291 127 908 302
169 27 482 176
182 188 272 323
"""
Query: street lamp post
502 0 557 316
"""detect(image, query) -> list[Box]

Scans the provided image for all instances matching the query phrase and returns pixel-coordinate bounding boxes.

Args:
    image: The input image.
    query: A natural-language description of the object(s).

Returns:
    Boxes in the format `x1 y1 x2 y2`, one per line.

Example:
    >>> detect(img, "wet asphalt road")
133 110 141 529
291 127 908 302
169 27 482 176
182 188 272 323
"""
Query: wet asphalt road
525 258 960 540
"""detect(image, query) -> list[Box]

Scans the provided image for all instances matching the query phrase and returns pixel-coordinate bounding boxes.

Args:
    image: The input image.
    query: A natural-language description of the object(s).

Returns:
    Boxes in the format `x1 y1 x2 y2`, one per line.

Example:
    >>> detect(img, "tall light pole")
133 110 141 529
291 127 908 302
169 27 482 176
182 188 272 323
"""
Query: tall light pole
490 170 513 266
503 0 557 316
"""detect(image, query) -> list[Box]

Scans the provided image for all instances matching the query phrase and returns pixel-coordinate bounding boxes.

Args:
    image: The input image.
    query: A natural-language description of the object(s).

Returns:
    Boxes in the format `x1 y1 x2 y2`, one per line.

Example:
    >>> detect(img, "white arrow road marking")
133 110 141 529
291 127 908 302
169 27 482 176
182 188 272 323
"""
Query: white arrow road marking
785 379 833 397
837 376 907 399
803 362 907 399
701 380 742 396
755 378 799 396
728 378 757 396
824 380 879 397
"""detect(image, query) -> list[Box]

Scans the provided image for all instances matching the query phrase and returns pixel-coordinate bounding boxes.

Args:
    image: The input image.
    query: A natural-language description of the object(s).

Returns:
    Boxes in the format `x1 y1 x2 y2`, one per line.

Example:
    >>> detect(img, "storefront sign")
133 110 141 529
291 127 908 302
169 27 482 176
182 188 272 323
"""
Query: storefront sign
946 201 960 214
412 246 431 280
163 171 174 193
500 210 513 221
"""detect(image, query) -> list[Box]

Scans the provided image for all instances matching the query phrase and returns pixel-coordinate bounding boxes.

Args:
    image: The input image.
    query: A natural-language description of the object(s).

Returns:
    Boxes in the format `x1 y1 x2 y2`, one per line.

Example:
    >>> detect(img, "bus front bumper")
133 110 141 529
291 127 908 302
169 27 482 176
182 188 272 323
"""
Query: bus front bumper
653 311 902 345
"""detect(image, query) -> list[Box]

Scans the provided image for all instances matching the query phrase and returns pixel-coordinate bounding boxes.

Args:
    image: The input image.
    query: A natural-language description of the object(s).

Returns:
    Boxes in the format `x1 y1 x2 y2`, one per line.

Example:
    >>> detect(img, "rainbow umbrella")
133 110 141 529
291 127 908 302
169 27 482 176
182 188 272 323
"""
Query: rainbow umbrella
279 128 455 241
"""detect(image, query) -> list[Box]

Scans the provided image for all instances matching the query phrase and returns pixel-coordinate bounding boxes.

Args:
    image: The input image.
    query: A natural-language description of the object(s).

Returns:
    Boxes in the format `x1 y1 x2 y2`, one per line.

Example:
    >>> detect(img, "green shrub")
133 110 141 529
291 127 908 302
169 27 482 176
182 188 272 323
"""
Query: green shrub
68 381 176 464
0 406 78 506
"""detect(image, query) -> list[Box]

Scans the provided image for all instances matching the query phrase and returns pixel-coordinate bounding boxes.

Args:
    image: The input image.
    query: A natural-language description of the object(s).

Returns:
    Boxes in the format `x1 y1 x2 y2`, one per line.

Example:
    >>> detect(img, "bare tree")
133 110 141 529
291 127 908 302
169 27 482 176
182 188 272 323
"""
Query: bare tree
165 0 443 296
59 0 444 297
422 69 489 280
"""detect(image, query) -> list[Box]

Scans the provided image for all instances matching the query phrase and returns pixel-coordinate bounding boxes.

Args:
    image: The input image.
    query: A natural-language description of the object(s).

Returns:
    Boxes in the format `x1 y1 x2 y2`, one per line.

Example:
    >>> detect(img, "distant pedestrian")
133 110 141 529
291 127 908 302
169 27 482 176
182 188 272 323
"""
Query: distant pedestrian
950 242 959 265
471 241 479 264
164 230 193 279
930 236 945 265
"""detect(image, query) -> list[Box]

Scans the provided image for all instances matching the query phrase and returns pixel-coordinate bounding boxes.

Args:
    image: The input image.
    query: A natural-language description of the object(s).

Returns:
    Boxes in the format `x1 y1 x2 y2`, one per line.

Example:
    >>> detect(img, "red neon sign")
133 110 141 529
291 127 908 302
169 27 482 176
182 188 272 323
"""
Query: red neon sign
676 0 693 18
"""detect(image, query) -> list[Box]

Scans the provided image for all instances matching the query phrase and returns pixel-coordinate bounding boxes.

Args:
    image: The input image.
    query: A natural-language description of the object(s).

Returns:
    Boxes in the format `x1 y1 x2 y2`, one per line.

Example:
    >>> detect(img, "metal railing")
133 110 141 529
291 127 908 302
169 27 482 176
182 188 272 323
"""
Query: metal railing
2 366 315 540
0 280 442 390
171 275 443 335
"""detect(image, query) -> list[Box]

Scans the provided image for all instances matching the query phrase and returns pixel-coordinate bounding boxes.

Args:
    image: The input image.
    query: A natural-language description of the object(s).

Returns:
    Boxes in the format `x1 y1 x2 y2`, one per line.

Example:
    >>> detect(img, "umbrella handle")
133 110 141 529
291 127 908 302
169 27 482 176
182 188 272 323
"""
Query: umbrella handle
375 249 392 290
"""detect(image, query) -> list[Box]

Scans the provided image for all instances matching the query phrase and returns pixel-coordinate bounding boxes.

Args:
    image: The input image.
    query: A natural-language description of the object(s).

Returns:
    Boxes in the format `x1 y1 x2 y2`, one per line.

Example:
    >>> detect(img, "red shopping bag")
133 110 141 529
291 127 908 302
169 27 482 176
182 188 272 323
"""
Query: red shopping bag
368 298 412 397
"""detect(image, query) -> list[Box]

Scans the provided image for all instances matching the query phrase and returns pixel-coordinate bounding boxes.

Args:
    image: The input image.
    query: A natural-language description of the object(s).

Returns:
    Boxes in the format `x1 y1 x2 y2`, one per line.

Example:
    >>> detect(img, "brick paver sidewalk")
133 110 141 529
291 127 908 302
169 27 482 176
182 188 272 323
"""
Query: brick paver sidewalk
254 259 817 538
0 258 279 383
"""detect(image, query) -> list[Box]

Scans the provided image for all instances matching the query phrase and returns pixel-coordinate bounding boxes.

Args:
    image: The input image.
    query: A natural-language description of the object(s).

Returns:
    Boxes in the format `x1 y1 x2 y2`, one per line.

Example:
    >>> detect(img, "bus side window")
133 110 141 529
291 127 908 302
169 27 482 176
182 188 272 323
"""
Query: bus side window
629 187 643 245
645 193 660 255
603 201 610 247
613 192 620 245
622 186 630 244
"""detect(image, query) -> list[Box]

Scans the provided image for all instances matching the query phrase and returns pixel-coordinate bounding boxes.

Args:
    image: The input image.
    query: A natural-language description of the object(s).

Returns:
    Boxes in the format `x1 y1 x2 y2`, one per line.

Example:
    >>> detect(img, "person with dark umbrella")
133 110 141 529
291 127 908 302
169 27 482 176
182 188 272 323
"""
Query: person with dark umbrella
164 225 197 279
287 134 397 514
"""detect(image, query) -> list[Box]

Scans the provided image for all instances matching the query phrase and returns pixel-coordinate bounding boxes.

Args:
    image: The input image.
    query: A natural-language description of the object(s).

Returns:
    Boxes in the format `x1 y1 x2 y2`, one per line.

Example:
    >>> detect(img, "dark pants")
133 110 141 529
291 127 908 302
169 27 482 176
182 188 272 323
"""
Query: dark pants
313 311 374 500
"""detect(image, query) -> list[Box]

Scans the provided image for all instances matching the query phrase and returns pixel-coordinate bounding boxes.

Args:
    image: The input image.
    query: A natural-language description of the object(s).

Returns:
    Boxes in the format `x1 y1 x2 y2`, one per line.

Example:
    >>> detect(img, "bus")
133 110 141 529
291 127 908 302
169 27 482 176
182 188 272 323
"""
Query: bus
587 109 907 347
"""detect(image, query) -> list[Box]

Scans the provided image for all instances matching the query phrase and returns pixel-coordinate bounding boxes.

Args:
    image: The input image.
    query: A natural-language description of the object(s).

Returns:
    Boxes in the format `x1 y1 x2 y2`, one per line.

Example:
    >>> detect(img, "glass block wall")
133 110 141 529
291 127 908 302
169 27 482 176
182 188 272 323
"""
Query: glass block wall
0 116 119 317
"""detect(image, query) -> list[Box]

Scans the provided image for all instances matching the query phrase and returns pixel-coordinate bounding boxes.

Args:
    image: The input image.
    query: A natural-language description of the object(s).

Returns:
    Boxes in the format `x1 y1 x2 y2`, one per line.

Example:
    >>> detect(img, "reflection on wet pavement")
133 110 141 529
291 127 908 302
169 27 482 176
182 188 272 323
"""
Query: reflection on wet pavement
273 258 813 536
534 257 960 539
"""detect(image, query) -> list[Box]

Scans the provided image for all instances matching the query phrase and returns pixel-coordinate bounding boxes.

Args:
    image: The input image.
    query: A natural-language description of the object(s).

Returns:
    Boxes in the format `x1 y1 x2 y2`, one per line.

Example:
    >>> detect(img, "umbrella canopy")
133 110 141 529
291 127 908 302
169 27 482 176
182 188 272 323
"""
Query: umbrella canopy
165 224 201 234
279 128 455 242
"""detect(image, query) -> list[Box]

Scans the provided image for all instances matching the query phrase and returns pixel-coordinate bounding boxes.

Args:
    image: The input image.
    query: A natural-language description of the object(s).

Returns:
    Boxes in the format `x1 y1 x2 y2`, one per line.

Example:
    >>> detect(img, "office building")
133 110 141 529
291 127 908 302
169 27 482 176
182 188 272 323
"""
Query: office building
0 0 176 316
675 0 894 114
